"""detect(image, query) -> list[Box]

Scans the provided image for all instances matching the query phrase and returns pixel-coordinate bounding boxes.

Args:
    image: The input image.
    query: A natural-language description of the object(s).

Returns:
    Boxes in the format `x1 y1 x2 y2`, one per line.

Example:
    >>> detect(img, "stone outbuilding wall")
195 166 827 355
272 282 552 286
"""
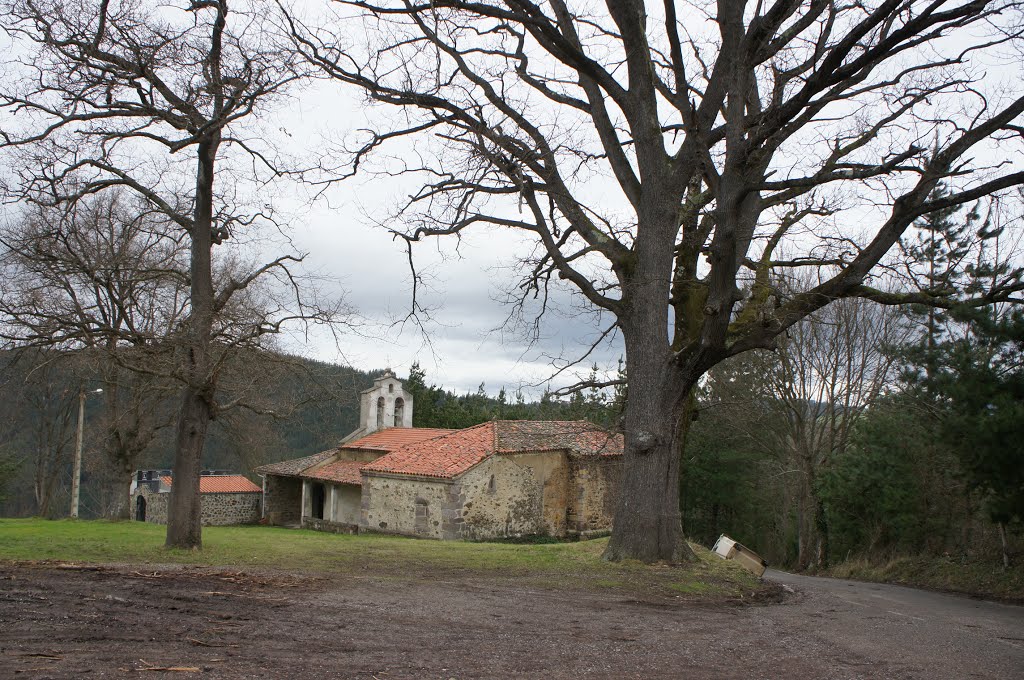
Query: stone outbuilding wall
201 492 261 525
134 487 169 524
133 488 260 526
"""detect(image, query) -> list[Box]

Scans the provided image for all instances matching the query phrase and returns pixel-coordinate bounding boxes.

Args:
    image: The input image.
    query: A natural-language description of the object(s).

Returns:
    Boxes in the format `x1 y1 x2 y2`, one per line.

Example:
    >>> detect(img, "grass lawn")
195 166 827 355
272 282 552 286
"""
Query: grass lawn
0 518 772 601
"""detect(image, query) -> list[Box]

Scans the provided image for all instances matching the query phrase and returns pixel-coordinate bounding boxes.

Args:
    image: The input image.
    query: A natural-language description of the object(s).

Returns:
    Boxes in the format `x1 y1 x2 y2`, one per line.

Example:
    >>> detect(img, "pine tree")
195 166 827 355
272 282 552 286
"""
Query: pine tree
897 182 975 381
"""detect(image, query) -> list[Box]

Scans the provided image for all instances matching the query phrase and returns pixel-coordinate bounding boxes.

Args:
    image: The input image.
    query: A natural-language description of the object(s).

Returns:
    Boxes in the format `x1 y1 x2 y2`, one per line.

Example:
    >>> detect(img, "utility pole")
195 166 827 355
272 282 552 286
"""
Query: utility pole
70 387 103 518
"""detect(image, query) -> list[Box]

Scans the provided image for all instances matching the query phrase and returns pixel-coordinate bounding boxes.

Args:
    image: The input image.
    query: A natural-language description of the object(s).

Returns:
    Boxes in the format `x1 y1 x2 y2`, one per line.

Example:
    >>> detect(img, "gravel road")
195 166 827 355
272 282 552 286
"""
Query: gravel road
758 569 1024 679
1 564 1021 678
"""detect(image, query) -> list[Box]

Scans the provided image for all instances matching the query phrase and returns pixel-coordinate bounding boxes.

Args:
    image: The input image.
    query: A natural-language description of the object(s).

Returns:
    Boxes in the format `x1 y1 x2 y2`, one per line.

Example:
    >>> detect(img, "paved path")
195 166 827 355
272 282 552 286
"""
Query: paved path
760 569 1024 679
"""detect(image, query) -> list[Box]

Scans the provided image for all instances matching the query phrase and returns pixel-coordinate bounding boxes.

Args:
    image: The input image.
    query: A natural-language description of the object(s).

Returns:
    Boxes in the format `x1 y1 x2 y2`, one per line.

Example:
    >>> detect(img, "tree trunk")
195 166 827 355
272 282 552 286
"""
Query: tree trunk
165 388 211 548
34 477 51 517
115 470 132 520
165 134 218 550
998 522 1010 570
814 495 830 569
796 499 807 570
604 428 691 563
603 197 701 564
604 318 697 563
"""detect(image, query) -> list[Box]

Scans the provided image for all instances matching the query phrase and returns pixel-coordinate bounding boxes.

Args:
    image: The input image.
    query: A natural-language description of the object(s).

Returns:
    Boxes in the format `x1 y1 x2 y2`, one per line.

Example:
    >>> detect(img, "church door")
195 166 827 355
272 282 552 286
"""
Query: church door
135 495 147 522
311 483 326 520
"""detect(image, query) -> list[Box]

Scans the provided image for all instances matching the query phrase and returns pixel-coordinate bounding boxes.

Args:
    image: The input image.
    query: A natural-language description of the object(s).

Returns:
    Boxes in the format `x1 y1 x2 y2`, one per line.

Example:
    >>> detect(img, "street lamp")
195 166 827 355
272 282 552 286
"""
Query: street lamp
70 387 103 518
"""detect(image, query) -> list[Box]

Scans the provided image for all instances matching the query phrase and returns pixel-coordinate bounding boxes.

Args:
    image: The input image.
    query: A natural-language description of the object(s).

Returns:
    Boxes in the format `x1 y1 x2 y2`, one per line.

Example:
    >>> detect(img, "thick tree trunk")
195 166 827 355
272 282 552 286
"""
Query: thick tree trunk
604 432 692 562
110 456 135 520
604 317 697 563
115 470 132 520
604 198 700 564
165 134 218 550
165 388 211 548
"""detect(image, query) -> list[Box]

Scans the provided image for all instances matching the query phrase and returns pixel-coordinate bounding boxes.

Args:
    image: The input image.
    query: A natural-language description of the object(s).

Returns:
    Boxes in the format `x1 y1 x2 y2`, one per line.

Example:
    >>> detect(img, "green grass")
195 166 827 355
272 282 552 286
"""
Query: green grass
0 518 771 601
827 555 1024 602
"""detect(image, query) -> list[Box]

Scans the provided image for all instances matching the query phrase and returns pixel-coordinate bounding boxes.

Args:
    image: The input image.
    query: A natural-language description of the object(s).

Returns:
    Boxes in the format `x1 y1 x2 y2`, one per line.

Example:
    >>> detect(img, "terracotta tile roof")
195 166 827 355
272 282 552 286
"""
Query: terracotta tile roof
495 420 623 457
362 422 496 479
254 449 337 477
341 427 456 452
159 475 261 493
304 460 366 486
361 420 622 480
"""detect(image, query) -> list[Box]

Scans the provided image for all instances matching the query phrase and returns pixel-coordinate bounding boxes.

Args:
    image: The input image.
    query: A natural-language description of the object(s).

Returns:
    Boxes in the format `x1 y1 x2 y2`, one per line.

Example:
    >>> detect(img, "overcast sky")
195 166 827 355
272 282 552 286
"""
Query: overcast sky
240 1 1022 397
267 83 623 397
4 1 1019 399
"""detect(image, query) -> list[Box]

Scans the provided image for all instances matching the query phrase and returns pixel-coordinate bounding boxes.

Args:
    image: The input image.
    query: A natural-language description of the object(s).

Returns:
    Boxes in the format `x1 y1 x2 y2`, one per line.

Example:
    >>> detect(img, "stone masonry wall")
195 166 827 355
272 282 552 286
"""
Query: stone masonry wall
135 487 168 524
359 452 618 541
264 475 302 525
568 457 621 535
132 489 260 526
458 452 570 540
360 474 453 539
201 492 261 525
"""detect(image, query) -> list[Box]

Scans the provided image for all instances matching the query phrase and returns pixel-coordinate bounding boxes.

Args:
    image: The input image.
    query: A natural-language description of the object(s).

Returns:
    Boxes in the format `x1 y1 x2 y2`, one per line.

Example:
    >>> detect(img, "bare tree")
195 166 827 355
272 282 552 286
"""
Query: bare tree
0 350 81 516
285 1 1024 561
0 0 341 547
0 192 185 517
0 192 188 350
763 286 908 569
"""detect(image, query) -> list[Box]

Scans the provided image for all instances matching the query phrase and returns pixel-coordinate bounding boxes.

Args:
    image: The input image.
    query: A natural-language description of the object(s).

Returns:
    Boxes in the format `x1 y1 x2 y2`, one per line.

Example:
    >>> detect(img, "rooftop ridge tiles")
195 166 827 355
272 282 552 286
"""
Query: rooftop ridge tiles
156 474 261 494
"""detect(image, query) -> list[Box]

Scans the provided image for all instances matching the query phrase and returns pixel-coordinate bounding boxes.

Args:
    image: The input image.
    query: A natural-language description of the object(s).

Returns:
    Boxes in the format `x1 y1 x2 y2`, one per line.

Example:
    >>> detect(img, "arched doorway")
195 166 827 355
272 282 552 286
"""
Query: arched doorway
135 495 147 522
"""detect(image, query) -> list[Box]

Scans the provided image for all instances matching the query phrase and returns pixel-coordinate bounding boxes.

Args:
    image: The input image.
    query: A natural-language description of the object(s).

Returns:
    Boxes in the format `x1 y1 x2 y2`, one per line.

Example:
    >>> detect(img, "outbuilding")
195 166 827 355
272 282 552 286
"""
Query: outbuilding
132 471 262 526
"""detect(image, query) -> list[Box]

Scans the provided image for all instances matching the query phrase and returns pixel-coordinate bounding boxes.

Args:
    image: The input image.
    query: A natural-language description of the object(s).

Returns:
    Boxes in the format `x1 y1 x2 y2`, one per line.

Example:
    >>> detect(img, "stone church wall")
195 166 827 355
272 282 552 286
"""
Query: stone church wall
568 457 621 536
458 452 570 539
264 475 302 525
361 474 454 539
358 451 620 541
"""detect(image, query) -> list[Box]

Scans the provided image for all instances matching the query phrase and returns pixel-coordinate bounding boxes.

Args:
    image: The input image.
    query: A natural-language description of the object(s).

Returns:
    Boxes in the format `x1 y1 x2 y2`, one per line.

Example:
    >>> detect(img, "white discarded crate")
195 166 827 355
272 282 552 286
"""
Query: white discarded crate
712 534 768 578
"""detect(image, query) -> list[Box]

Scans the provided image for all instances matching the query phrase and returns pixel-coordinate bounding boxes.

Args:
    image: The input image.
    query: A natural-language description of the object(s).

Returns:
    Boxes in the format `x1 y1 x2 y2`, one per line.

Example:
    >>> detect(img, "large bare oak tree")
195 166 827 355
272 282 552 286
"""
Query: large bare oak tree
287 0 1024 561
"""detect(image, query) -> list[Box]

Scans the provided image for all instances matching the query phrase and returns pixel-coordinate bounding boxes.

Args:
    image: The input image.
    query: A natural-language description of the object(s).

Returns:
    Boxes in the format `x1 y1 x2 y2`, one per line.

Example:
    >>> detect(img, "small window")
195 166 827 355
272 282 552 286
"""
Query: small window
389 383 394 393
488 475 496 493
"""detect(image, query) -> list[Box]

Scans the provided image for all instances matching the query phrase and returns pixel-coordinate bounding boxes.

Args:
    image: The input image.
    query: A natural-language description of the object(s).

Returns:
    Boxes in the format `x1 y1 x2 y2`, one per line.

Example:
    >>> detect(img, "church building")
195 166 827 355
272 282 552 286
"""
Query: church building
255 370 622 540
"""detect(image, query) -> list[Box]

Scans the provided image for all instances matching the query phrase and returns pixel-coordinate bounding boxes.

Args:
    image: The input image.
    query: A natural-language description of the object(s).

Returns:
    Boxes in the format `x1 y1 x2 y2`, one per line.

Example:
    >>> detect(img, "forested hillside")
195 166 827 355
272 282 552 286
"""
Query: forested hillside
0 349 374 518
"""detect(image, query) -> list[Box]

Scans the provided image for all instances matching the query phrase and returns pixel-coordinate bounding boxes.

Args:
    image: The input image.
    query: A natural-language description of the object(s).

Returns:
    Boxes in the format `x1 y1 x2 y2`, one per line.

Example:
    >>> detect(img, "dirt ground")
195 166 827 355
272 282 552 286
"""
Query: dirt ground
1 562 1021 679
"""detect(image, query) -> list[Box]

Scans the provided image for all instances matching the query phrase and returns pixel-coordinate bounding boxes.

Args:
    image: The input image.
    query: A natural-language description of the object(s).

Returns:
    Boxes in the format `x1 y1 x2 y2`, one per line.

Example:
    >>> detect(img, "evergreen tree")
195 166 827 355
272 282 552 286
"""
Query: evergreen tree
897 184 980 380
893 195 1024 565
